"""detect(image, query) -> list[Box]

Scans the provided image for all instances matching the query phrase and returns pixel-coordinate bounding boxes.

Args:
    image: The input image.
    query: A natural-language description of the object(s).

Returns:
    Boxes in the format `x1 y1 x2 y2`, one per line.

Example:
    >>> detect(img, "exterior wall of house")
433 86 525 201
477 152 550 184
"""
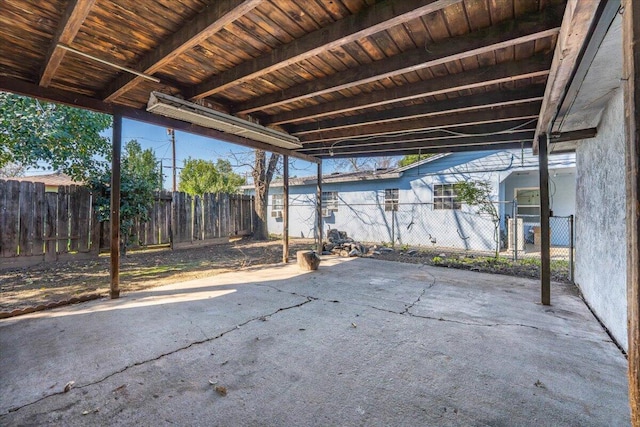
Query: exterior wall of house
257 149 575 253
501 168 576 246
575 88 627 351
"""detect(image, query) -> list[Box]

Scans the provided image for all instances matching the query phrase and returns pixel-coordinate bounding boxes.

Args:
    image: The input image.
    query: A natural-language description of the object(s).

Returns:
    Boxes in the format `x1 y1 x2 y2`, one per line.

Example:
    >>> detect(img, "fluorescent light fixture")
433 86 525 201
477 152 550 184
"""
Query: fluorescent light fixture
147 92 301 149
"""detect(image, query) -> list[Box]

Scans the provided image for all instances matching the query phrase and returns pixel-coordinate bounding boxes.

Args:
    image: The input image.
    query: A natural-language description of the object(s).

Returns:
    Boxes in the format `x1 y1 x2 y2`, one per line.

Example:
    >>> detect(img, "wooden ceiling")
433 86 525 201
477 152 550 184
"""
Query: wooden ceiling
0 0 594 161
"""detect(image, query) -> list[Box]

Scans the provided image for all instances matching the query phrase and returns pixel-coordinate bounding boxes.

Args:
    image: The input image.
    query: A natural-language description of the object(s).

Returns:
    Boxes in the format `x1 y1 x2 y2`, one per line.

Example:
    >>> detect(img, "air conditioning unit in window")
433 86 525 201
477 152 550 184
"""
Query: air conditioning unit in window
271 210 283 218
321 208 331 218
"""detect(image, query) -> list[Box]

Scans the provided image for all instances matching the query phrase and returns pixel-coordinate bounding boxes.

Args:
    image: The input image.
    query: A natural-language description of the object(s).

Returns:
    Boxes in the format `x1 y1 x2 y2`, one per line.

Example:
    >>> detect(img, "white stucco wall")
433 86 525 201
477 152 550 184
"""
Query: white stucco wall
575 88 627 350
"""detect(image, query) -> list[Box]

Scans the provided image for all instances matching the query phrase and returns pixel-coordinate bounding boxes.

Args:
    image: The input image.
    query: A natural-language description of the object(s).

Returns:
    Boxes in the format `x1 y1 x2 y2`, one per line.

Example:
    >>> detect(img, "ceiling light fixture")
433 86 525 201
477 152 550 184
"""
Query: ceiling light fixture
147 92 301 149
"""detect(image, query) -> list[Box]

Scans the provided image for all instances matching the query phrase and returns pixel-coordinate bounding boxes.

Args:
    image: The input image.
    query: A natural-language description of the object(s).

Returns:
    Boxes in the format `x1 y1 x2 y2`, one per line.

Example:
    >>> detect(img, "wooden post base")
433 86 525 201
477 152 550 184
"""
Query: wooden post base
297 250 320 271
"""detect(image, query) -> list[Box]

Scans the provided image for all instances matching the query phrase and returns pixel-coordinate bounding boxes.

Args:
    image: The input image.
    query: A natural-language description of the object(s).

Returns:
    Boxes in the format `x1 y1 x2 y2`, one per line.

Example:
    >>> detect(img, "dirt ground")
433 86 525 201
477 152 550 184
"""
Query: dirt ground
0 238 569 315
0 238 315 313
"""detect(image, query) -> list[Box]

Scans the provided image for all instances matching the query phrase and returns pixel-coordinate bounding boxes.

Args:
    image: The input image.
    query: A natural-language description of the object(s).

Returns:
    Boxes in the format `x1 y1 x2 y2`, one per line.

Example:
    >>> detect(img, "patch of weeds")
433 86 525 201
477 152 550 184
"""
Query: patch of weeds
400 243 410 252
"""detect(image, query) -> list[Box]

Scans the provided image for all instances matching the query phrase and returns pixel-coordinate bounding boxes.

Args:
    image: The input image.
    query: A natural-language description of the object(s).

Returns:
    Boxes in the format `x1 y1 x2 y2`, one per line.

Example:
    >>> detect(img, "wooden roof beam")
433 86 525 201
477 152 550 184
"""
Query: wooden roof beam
322 142 532 158
290 86 545 136
299 120 537 152
533 0 607 151
101 0 263 102
267 54 551 126
319 134 534 157
39 0 97 87
187 0 462 100
298 104 540 143
298 103 541 144
235 4 563 115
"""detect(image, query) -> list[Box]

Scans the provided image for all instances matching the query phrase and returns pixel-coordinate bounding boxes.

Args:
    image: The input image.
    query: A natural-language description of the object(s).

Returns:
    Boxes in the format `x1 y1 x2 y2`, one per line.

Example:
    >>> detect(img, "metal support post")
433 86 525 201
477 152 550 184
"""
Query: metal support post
110 112 122 299
539 134 551 305
283 155 289 263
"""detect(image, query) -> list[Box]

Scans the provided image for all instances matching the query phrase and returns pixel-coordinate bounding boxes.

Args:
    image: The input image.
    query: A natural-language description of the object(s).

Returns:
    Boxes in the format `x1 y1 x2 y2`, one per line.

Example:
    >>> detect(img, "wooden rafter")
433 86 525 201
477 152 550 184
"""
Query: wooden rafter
102 0 263 102
39 0 97 87
234 5 563 115
323 140 532 158
188 0 462 100
306 132 534 156
268 55 551 126
533 0 606 150
290 86 545 136
298 103 541 144
299 120 537 151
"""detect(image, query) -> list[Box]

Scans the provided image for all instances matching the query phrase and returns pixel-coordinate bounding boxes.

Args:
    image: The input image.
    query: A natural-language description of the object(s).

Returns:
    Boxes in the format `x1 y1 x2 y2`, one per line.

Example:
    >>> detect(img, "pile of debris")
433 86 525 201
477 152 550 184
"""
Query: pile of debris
322 229 367 257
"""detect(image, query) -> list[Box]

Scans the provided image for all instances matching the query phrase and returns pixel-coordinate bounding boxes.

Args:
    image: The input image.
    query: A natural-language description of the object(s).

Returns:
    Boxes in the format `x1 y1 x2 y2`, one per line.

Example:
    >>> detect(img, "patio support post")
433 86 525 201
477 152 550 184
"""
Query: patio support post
110 112 122 299
538 133 551 305
283 155 289 263
316 161 323 253
623 0 640 422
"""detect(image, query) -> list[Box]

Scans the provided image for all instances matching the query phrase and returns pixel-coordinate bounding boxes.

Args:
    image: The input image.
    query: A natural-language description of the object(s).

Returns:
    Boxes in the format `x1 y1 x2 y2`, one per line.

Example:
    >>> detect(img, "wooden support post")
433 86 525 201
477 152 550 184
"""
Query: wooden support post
538 133 551 305
623 0 640 422
110 113 122 299
282 155 289 263
316 161 323 253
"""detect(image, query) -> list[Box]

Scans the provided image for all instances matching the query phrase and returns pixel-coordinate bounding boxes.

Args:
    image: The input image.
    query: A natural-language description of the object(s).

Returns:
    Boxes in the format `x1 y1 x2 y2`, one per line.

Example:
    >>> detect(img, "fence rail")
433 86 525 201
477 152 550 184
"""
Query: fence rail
0 179 253 269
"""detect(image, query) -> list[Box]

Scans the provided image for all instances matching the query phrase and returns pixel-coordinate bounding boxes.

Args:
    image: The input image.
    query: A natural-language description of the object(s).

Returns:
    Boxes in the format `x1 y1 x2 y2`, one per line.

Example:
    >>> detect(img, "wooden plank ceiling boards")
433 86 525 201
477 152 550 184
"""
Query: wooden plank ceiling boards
0 0 582 159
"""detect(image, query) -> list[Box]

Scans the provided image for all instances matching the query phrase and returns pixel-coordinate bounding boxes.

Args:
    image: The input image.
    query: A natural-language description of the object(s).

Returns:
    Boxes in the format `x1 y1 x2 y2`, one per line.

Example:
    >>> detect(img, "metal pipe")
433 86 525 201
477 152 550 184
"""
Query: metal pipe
57 44 161 83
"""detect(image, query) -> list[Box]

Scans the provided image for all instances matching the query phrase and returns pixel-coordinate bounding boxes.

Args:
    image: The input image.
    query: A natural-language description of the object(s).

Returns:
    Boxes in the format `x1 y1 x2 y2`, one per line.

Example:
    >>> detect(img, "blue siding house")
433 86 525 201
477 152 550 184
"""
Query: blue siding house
247 149 575 253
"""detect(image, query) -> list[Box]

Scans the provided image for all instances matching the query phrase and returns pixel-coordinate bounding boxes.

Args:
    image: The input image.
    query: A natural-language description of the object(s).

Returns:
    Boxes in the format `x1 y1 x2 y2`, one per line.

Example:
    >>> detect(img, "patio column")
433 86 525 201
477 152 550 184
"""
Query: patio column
316 161 323 253
282 155 289 263
623 0 640 422
538 133 551 306
110 111 122 299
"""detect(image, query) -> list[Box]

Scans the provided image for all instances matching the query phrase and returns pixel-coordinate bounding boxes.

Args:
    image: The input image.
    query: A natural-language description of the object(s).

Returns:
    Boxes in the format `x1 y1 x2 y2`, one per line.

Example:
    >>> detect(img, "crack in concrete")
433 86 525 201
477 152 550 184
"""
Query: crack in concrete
255 281 605 344
4 296 313 415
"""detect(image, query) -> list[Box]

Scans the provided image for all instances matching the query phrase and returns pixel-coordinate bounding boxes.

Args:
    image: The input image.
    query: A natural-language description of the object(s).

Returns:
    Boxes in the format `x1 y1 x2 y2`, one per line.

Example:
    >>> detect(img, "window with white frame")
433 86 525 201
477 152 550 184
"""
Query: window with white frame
434 183 461 210
384 188 399 212
271 193 284 211
322 191 339 211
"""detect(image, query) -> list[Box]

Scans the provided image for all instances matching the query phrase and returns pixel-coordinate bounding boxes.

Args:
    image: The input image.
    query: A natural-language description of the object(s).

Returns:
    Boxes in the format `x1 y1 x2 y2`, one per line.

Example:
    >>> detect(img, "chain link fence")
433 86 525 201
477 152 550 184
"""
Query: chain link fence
273 200 574 281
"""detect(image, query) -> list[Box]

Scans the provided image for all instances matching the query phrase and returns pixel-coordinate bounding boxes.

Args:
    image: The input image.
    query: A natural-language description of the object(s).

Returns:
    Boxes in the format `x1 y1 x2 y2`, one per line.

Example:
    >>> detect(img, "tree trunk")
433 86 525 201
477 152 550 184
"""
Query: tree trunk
252 150 280 240
254 183 269 240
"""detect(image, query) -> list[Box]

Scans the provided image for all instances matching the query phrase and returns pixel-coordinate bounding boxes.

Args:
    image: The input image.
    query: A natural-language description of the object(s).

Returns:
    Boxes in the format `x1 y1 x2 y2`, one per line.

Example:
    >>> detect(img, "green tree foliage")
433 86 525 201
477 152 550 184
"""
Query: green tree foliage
122 139 162 190
397 153 434 168
0 92 111 181
454 181 501 258
89 140 160 254
179 157 244 195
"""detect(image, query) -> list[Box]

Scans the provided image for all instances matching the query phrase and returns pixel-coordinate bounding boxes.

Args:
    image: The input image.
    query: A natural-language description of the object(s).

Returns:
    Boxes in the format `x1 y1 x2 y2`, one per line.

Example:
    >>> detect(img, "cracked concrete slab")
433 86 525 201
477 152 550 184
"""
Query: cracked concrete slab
0 257 629 425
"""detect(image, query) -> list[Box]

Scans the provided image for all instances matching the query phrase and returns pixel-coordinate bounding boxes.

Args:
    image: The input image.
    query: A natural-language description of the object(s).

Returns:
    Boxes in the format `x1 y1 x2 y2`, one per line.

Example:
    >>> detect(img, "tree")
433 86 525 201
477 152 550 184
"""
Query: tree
397 153 434 168
179 157 245 196
0 92 111 181
328 156 397 172
454 181 501 258
89 140 159 254
122 139 162 190
252 150 280 240
215 159 245 192
0 163 26 178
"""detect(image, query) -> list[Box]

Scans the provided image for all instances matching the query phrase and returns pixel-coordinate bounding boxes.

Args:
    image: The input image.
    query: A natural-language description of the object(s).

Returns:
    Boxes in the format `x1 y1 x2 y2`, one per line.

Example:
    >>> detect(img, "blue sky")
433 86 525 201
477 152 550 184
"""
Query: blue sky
27 117 325 189
120 118 328 189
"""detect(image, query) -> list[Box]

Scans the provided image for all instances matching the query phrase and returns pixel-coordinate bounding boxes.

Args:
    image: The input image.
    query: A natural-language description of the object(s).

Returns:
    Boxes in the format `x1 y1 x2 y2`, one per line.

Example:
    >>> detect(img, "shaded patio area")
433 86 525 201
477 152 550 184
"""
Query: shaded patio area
0 257 629 425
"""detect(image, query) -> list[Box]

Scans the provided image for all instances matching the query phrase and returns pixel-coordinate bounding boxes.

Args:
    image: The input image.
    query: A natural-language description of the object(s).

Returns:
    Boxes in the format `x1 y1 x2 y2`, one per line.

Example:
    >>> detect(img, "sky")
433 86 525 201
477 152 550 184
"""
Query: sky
26 117 325 190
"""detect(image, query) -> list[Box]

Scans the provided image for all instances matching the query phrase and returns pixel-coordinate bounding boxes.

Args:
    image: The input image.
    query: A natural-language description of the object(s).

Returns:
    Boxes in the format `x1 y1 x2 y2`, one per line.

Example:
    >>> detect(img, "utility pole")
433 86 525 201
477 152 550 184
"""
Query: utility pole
168 128 176 191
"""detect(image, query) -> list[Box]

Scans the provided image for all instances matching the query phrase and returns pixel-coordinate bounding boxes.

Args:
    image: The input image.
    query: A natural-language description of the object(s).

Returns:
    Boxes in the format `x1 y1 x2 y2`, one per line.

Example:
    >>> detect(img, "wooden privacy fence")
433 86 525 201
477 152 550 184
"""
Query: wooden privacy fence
0 179 254 269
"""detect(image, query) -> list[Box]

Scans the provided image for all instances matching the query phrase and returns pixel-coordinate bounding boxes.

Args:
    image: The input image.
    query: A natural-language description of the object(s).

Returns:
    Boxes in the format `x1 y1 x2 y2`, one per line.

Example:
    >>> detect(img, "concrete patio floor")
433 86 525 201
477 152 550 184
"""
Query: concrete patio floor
0 257 629 426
